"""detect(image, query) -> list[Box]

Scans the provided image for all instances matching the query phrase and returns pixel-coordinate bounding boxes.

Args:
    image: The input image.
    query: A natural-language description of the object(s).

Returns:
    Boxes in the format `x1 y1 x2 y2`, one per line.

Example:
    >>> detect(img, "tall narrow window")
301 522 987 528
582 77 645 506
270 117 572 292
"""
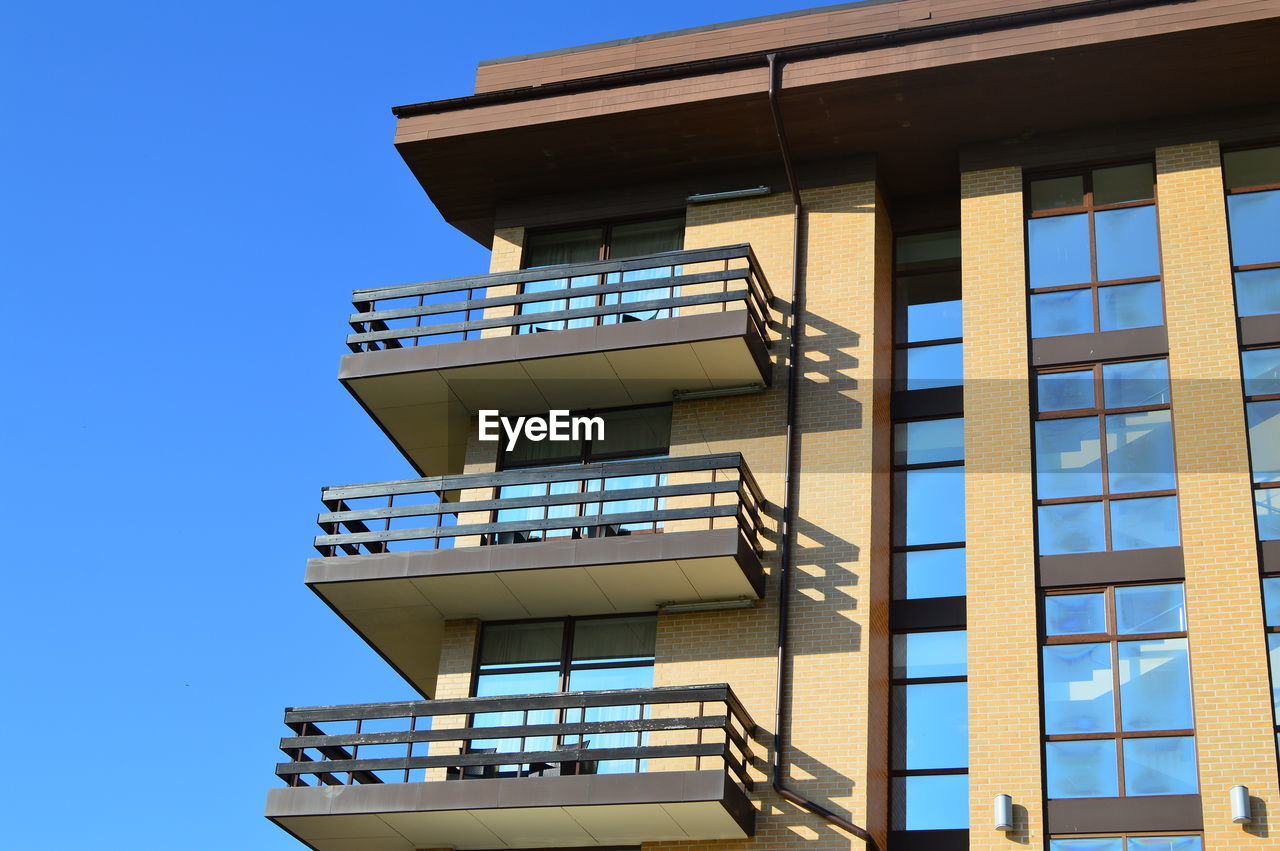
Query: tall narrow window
1034 359 1180 555
1224 146 1280 318
894 229 962 391
1264 578 1280 747
1244 347 1280 541
1042 584 1197 800
893 416 966 595
1026 165 1163 339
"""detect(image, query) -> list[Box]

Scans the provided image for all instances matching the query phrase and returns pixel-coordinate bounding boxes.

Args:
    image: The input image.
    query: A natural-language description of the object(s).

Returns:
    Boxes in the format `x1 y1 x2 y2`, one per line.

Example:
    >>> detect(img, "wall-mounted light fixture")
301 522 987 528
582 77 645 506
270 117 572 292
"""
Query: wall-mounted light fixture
659 597 755 614
1231 785 1253 825
686 186 772 204
673 383 765 401
994 794 1014 831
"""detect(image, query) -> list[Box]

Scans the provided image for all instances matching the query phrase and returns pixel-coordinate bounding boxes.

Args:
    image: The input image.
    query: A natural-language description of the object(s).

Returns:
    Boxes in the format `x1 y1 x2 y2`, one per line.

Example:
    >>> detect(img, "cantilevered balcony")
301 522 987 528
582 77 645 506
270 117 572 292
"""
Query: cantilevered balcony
340 245 774 475
267 684 760 850
306 453 766 694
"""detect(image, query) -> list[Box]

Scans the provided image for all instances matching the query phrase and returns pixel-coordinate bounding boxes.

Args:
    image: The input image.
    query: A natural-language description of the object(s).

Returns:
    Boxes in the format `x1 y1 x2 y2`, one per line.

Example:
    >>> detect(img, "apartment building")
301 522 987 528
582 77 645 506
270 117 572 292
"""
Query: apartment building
263 1 1280 849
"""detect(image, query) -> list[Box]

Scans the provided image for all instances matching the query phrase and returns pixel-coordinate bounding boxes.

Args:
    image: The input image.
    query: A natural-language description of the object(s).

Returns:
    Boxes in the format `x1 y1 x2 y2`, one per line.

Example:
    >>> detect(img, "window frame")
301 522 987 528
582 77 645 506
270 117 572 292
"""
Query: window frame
1223 144 1280 285
893 227 963 392
1243 345 1280 541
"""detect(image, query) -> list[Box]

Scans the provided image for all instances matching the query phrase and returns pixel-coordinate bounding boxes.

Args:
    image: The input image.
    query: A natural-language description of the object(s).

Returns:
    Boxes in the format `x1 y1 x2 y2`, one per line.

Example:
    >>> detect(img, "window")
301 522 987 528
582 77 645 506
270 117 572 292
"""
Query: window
519 217 685 332
1049 836 1202 850
891 629 969 830
894 229 962 390
1042 584 1197 799
472 615 657 775
1244 347 1280 540
1224 145 1280 317
1034 359 1180 555
1264 578 1280 745
1027 165 1164 338
893 416 966 597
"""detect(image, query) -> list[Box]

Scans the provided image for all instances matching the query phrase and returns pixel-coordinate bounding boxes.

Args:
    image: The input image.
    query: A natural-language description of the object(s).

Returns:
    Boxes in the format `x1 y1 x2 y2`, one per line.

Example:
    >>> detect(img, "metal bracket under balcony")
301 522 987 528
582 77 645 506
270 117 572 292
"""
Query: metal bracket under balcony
305 453 767 695
266 684 760 850
338 244 775 476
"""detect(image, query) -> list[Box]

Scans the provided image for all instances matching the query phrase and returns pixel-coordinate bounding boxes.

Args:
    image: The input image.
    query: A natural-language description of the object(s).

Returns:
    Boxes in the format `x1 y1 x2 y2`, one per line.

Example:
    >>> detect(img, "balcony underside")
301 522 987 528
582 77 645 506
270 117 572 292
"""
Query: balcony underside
340 310 771 476
268 769 754 850
308 528 764 696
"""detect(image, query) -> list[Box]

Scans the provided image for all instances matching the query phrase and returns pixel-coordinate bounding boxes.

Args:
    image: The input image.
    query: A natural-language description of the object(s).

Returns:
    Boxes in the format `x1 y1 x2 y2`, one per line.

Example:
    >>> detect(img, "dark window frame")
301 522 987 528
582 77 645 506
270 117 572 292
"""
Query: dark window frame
1243 345 1280 541
893 226 963 392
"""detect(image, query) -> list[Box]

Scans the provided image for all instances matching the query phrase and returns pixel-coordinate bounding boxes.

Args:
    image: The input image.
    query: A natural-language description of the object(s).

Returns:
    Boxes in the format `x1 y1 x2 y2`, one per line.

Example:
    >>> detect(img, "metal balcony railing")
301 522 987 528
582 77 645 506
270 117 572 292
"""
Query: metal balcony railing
314 452 764 557
345 244 773 353
276 684 759 791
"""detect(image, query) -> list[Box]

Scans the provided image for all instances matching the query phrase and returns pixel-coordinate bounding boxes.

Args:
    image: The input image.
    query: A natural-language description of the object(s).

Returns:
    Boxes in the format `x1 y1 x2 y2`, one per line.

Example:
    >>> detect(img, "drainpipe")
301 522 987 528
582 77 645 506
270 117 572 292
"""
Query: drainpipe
765 51 880 851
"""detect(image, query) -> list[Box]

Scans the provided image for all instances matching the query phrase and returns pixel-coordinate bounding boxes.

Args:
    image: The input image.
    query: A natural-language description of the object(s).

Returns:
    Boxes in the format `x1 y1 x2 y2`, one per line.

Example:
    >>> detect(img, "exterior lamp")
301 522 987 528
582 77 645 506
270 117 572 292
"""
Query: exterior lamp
1231 785 1252 825
994 794 1014 831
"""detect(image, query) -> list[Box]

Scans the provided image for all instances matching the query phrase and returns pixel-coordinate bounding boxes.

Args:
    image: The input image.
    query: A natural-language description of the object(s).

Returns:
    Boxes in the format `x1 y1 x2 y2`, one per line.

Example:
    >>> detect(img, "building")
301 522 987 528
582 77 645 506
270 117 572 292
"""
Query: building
263 1 1280 849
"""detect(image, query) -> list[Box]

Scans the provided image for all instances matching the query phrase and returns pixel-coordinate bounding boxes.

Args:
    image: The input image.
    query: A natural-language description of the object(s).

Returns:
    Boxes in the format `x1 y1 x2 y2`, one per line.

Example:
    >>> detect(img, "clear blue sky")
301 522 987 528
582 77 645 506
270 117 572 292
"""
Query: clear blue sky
1 1 835 848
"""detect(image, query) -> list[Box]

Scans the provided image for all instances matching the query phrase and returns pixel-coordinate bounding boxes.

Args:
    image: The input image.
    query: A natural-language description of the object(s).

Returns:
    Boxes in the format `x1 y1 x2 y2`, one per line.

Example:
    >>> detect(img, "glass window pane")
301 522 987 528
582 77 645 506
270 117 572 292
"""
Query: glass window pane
893 630 967 679
1106 410 1176 493
480 621 563 667
1224 145 1280 190
608 218 683 259
1036 417 1103 499
894 548 967 599
1046 739 1119 798
896 230 961 272
1110 496 1180 550
590 406 671 460
1115 584 1186 634
1039 501 1106 555
894 682 968 769
1259 489 1280 541
1093 163 1155 205
1128 837 1203 851
572 616 656 663
898 343 963 390
892 774 969 830
1038 370 1095 413
525 228 602 267
567 665 653 692
1032 289 1094 337
1123 736 1198 795
1029 214 1091 287
1102 359 1170 408
1247 401 1280 483
1096 206 1160 281
1264 577 1280 626
1099 281 1163 332
1043 643 1115 734
897 271 962 342
1243 348 1280 397
1050 840 1123 851
1031 176 1085 211
1118 638 1193 731
1045 592 1106 635
895 468 966 546
1228 190 1280 267
895 417 964 465
1235 268 1280 317
1269 634 1280 716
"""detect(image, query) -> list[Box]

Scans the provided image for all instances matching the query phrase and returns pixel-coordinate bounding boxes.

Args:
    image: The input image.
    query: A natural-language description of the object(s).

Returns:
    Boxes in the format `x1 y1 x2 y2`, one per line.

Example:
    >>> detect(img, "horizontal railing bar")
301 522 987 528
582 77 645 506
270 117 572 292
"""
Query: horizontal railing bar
347 288 751 345
284 685 733 723
315 504 739 547
352 245 754 299
277 742 727 776
352 269 748 322
282 715 729 750
319 479 742 524
320 454 746 500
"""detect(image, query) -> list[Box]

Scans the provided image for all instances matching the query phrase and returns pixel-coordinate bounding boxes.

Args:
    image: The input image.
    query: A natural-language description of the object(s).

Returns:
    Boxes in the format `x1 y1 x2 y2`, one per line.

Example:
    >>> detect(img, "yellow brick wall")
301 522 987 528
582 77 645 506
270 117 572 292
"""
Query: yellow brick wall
1157 139 1279 848
961 165 1046 849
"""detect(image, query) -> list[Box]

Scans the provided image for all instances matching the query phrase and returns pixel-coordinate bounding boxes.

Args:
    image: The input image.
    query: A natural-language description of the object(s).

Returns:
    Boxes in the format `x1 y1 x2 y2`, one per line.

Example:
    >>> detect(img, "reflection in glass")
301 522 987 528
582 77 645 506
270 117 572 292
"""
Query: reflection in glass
1243 347 1280 397
892 774 969 830
1110 496 1180 550
1123 736 1198 795
1029 214 1091 287
1093 163 1155 205
1050 840 1122 851
1105 410 1176 493
1102 359 1170 408
1095 207 1160 281
1036 417 1103 499
893 630 967 679
1032 288 1093 338
1247 401 1280 483
1046 739 1119 798
896 468 966 546
894 417 964 465
894 682 968 769
894 548 967 600
1030 176 1085 211
1038 370 1095 412
1043 643 1114 734
1039 501 1106 555
1259 489 1280 541
1115 584 1186 634
896 230 961 272
1128 837 1203 851
1224 145 1280 190
1235 268 1280 317
1099 281 1163 331
1045 593 1106 635
1118 638 1193 731
897 271 961 341
1264 577 1280 626
899 343 964 390
1270 634 1280 716
1228 189 1280 267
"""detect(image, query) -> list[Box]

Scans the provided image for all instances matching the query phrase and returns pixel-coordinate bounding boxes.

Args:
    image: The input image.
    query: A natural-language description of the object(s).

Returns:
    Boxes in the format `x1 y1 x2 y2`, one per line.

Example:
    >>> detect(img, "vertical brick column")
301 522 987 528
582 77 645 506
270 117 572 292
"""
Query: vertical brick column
962 165 1045 849
1157 140 1279 847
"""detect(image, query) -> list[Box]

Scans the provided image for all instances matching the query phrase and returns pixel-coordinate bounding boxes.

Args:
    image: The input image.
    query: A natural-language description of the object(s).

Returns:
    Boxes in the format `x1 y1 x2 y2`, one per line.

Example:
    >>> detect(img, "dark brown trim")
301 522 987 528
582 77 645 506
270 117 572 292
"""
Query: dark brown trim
1261 539 1280 575
890 596 966 631
894 386 964 419
1039 547 1184 587
1032 326 1169 367
1046 794 1203 834
1240 313 1280 348
887 829 969 851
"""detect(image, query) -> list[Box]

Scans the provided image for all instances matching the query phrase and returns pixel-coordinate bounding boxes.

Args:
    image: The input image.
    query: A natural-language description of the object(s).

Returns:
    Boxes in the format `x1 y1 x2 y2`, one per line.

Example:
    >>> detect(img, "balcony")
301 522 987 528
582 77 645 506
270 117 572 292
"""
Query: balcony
306 453 766 694
267 684 760 850
339 244 774 475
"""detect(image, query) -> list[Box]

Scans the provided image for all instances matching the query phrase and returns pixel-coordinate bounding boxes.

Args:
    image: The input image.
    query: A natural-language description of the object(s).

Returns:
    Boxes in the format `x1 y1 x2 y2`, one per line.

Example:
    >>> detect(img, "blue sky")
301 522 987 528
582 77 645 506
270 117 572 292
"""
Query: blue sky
1 1 834 848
